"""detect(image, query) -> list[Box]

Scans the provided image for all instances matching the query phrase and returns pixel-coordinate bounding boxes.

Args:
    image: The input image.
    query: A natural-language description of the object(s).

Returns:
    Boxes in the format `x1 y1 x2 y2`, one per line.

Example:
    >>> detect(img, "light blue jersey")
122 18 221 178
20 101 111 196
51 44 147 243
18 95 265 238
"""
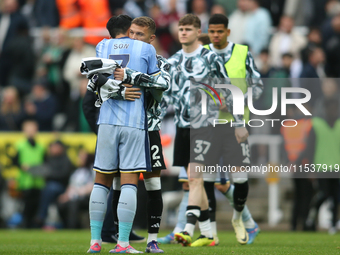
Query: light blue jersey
96 37 160 130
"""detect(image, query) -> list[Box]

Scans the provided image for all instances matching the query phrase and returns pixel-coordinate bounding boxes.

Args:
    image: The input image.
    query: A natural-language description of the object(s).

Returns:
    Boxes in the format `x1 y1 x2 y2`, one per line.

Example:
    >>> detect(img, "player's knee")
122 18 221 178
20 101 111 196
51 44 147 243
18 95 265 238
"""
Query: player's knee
94 172 114 188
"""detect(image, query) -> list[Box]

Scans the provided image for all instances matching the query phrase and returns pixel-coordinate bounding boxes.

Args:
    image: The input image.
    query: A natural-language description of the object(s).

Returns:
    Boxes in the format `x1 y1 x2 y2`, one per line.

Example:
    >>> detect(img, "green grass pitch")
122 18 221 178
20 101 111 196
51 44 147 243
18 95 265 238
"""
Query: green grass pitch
0 229 339 254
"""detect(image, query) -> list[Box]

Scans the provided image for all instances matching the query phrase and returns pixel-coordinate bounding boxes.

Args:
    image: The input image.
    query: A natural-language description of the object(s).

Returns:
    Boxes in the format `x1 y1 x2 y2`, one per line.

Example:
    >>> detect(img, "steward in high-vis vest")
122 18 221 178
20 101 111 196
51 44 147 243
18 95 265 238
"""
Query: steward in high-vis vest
56 0 111 45
201 14 263 246
296 98 340 232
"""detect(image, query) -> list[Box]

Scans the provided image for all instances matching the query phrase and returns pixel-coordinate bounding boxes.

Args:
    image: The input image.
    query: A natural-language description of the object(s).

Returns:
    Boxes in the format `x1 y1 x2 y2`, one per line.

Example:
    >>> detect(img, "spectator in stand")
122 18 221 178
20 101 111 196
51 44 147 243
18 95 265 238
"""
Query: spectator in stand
210 4 226 15
243 0 272 56
323 14 340 77
227 0 251 45
0 86 25 131
192 0 210 32
283 0 313 26
213 0 237 16
13 120 46 228
63 77 92 132
24 81 58 131
33 0 60 27
261 0 286 27
149 1 179 54
63 36 95 105
2 22 35 95
35 140 73 228
269 16 307 68
57 150 94 229
36 28 70 111
299 45 325 108
0 0 28 86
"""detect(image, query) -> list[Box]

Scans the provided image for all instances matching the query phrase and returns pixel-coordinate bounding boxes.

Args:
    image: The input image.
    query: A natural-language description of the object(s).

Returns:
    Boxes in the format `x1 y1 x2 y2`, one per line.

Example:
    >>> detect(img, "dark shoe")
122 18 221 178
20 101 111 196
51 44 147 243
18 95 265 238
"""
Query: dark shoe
102 230 146 244
130 230 146 243
102 233 118 244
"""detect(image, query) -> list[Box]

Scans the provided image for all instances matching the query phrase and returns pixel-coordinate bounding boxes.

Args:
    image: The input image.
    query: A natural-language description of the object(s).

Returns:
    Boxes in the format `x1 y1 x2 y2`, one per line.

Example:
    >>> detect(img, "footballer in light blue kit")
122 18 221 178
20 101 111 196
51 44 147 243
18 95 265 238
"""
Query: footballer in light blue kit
87 15 160 254
94 26 160 173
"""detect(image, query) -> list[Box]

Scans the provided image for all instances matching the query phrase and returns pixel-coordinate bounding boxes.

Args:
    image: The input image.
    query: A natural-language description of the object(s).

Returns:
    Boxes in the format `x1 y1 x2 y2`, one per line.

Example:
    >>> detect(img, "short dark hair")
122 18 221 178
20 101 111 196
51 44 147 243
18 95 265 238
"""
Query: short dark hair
209 14 229 28
179 14 201 28
198 34 211 45
106 15 133 38
132 16 156 35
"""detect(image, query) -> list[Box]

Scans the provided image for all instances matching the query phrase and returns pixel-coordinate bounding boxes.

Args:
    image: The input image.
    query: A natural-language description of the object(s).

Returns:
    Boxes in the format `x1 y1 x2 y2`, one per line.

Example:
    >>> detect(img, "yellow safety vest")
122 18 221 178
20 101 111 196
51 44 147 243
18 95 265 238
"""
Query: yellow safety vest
204 44 249 122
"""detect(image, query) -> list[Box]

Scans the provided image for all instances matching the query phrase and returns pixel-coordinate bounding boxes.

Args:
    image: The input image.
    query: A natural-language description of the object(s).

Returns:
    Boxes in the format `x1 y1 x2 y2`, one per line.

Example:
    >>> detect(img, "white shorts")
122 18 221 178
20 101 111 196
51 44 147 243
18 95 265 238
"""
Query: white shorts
93 124 151 174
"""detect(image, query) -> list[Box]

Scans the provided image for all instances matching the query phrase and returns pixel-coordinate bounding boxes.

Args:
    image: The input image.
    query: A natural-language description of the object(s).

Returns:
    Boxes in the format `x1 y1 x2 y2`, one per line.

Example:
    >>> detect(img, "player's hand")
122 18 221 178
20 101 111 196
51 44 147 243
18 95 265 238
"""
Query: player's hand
235 127 249 144
114 68 125 81
124 84 141 101
219 105 228 112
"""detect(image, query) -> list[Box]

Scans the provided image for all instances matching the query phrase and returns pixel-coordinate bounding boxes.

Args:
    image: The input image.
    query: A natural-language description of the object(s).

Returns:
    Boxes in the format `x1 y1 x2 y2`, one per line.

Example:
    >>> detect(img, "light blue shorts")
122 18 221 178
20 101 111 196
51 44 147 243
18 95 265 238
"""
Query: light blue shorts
93 124 151 174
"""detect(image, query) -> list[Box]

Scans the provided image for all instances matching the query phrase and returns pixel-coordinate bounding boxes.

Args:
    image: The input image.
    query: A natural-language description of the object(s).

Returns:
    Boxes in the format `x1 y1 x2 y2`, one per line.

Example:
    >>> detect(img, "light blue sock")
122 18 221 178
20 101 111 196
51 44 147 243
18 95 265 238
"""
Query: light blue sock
224 184 252 222
173 190 189 233
118 184 137 247
89 183 109 241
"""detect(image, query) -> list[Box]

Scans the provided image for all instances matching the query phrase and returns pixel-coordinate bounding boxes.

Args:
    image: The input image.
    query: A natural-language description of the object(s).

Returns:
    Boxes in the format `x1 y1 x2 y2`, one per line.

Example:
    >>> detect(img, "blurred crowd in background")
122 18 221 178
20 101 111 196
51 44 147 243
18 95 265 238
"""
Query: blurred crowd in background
0 0 340 232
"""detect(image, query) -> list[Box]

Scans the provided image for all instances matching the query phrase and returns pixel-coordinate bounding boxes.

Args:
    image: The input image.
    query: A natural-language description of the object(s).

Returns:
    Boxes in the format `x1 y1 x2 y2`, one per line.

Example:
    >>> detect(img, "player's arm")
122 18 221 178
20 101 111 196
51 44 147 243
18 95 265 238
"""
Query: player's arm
243 51 264 106
113 55 170 102
159 61 177 119
114 60 170 91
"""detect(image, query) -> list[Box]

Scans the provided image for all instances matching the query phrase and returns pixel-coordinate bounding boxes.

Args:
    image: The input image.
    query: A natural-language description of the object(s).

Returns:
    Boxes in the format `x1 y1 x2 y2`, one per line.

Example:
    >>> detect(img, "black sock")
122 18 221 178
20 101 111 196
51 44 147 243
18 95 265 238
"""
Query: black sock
186 205 200 225
204 181 216 222
198 209 210 222
233 182 249 212
147 189 163 234
112 190 121 229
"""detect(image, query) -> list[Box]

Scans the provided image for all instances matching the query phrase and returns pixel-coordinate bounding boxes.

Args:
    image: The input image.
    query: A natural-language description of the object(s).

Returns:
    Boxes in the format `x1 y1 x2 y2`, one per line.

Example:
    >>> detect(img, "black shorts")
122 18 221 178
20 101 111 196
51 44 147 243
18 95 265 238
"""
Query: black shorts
189 126 214 165
209 125 251 167
149 131 166 171
173 127 190 167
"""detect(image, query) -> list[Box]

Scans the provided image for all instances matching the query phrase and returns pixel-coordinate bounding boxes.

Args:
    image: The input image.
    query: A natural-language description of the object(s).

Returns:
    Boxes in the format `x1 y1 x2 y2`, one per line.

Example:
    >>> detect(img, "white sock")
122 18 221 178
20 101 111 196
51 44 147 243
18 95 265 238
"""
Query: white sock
243 217 256 229
90 239 102 246
173 226 183 233
147 233 158 243
210 221 217 236
198 219 213 238
118 241 129 248
183 223 195 237
233 209 243 221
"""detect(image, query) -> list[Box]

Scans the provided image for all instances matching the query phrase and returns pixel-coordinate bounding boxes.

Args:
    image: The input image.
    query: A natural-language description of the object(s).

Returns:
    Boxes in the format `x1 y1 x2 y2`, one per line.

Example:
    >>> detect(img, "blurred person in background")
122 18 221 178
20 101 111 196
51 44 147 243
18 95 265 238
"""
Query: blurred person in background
297 97 340 234
149 0 179 55
269 16 307 68
34 140 73 228
213 0 237 16
299 45 325 108
24 81 58 131
323 14 340 77
191 0 210 32
0 0 29 87
63 36 95 111
57 150 94 229
12 120 46 228
210 4 226 16
63 77 92 132
0 86 25 131
36 28 70 112
243 0 271 56
228 0 251 45
1 21 35 96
